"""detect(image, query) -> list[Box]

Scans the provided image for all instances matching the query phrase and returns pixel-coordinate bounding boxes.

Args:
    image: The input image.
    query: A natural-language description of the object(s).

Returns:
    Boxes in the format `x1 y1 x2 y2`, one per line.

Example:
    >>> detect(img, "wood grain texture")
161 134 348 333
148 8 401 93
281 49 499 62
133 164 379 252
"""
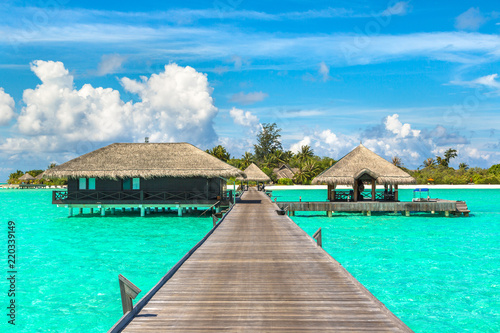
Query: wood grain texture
120 188 413 332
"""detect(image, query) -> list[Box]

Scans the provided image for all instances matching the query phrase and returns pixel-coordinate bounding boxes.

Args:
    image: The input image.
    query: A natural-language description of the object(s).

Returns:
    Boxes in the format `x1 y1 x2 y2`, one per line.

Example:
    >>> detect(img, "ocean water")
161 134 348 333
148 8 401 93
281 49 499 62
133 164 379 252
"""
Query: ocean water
0 189 213 332
0 188 498 332
272 188 500 332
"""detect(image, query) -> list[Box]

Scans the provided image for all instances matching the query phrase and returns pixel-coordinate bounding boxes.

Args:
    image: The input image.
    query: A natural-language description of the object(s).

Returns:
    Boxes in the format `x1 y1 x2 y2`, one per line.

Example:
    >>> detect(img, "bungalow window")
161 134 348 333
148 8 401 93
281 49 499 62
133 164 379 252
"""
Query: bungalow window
88 178 96 190
123 178 140 190
79 178 96 190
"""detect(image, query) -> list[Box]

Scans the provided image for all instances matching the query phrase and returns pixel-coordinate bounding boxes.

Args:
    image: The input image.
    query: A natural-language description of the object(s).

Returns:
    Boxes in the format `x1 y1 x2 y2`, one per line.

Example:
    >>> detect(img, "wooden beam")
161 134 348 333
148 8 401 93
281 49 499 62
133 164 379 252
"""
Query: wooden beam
118 274 141 315
371 179 376 202
395 184 399 201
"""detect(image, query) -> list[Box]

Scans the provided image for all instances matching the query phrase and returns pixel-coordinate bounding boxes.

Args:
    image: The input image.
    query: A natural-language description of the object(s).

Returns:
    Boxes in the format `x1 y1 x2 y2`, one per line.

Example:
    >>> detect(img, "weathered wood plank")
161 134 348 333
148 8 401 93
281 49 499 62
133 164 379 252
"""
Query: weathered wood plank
112 188 413 332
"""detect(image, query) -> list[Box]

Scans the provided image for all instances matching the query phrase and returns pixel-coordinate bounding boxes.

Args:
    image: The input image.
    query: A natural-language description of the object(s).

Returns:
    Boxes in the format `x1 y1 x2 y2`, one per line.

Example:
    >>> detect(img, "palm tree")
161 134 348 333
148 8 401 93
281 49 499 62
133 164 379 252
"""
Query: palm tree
459 162 469 171
296 145 314 164
391 156 403 167
206 145 230 162
241 152 254 169
422 158 436 168
444 148 458 165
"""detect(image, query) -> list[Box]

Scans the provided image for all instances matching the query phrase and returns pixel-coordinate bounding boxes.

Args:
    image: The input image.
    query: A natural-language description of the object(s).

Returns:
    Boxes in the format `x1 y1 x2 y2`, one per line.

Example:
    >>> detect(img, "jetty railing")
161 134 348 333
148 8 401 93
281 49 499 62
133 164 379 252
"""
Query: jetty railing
333 190 396 202
52 190 229 204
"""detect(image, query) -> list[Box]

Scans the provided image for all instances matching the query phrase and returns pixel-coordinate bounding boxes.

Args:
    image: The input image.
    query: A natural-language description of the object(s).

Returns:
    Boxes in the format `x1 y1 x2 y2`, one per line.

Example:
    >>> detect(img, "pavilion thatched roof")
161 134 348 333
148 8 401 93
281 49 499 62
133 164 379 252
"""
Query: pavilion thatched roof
44 143 245 179
236 163 271 182
19 173 35 180
312 144 416 186
35 172 46 180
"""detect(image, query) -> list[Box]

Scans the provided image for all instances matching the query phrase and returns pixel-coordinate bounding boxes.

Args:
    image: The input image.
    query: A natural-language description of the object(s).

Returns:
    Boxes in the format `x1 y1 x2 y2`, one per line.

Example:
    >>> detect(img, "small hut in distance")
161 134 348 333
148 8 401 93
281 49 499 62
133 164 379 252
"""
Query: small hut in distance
19 173 35 184
313 144 415 202
237 163 270 191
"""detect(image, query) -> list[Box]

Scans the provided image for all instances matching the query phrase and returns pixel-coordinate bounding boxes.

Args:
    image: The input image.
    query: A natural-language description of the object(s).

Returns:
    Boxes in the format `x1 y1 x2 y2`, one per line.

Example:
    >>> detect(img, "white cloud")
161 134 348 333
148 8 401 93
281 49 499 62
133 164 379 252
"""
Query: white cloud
229 91 268 105
318 62 331 82
381 1 411 17
450 73 500 94
0 88 16 126
290 136 312 154
229 107 259 129
455 7 488 30
97 54 127 76
384 114 420 138
2 61 218 153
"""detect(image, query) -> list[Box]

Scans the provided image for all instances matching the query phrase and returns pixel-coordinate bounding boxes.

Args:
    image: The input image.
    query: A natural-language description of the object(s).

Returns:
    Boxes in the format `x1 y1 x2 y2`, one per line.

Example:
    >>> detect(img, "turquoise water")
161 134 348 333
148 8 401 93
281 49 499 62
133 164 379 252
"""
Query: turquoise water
0 189 213 332
0 189 498 332
272 189 500 332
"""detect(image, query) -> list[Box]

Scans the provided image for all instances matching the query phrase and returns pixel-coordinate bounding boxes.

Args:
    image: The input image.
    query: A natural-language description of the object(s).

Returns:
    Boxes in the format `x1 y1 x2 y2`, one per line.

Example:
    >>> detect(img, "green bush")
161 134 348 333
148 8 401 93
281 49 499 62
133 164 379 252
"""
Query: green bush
277 178 294 185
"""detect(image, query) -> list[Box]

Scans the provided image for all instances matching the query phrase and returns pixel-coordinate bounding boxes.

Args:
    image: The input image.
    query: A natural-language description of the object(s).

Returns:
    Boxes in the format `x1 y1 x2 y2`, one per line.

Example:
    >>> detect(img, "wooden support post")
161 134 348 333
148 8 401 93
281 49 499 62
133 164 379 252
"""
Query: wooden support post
161 207 165 212
327 211 332 217
188 207 193 213
445 211 450 217
367 211 371 217
155 207 159 213
78 208 83 215
290 211 295 216
111 208 116 215
313 228 322 248
395 184 399 201
122 208 125 212
140 206 145 217
212 214 218 227
353 182 358 202
118 274 141 315
68 207 73 217
146 208 150 215
177 205 182 217
101 208 105 217
405 210 410 217
371 179 376 201
167 207 171 212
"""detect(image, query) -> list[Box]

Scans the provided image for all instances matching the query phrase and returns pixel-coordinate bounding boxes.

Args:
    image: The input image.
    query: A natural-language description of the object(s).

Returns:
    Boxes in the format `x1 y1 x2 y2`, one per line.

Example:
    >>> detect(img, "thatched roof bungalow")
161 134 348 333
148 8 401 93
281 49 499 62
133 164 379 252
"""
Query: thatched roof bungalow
19 173 35 183
273 164 298 180
312 144 415 202
45 143 245 207
236 163 271 183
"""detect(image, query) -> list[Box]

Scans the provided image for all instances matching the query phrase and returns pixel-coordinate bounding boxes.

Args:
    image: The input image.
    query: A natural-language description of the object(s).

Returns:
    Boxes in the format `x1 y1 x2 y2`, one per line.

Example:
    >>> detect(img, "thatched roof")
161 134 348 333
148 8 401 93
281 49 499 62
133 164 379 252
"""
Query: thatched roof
43 143 245 179
35 172 46 180
312 144 416 186
273 164 297 180
19 173 36 180
236 163 271 182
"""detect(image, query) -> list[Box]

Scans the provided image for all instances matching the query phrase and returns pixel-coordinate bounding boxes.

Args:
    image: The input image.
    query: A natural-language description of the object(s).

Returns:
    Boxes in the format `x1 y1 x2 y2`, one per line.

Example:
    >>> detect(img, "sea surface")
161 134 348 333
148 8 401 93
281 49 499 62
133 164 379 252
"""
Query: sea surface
272 188 500 332
0 188 498 332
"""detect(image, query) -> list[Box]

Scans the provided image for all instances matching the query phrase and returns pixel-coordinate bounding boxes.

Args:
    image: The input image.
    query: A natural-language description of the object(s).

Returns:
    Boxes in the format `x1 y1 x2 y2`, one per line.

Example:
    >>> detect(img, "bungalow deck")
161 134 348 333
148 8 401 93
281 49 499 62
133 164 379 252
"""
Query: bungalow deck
277 199 470 217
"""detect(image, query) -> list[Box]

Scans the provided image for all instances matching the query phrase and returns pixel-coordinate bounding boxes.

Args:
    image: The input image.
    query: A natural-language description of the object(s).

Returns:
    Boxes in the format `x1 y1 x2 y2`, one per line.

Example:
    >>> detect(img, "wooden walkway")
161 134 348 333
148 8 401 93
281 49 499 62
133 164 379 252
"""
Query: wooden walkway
111 188 413 332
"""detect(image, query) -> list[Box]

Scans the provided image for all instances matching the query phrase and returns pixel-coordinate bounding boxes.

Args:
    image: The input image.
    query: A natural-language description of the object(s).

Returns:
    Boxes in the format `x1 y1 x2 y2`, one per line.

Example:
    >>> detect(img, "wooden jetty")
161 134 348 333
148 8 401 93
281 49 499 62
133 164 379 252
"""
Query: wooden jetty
277 199 470 217
110 188 413 332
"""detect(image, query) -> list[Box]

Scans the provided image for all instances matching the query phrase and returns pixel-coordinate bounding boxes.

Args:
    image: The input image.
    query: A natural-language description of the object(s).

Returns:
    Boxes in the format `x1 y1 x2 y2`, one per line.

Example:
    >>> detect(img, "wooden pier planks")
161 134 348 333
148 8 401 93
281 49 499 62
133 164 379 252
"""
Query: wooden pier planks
118 188 413 332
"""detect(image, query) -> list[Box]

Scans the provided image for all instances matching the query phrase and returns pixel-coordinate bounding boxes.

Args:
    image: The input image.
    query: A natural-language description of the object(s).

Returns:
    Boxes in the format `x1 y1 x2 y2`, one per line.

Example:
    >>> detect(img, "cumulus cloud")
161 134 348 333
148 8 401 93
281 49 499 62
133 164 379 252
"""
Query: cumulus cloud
229 107 259 130
455 8 488 30
1 61 218 154
381 1 411 16
97 54 127 76
229 91 268 105
0 88 16 126
384 114 420 138
287 114 479 168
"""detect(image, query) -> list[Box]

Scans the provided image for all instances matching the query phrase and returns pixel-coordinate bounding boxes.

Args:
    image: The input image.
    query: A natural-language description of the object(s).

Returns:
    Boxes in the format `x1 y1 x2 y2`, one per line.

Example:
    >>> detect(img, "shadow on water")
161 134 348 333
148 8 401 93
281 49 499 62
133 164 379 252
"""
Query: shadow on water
239 199 262 204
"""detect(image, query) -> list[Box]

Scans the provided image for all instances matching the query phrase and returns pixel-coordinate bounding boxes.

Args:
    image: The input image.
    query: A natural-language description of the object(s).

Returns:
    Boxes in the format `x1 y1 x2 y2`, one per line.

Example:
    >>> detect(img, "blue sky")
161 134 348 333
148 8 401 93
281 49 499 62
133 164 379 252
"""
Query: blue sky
1 0 500 180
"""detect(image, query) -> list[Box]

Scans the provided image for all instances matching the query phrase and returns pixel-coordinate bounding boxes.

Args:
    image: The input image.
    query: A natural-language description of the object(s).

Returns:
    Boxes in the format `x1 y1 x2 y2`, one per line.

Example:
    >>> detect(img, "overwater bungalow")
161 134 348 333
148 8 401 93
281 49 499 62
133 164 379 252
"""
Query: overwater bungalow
44 143 245 217
277 144 470 217
236 163 271 190
313 144 416 202
19 172 35 184
273 163 298 181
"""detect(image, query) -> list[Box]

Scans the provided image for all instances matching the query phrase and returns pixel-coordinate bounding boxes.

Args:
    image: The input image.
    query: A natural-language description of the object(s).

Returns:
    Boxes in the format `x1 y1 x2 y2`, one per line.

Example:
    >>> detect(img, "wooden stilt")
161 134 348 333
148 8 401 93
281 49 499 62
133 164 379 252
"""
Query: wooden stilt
155 207 159 213
140 206 145 217
327 211 332 217
78 208 83 215
68 207 73 217
101 208 105 217
371 180 376 201
111 208 116 215
367 211 371 217
445 211 450 217
405 210 410 217
177 205 182 217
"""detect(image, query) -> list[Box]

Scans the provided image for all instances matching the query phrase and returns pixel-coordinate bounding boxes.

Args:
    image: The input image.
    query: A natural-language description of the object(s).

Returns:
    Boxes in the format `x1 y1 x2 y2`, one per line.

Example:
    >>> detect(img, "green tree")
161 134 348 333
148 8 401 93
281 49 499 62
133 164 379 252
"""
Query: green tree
422 158 436 168
241 152 254 169
254 123 282 161
48 163 57 169
206 145 231 162
392 156 403 167
459 163 469 171
296 145 314 164
444 148 458 165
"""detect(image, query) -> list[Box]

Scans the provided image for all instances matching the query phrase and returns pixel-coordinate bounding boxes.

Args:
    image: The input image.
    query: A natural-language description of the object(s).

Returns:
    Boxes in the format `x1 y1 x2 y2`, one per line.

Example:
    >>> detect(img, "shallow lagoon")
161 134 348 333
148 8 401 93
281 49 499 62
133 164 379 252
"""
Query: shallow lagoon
0 188 498 332
272 188 500 332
